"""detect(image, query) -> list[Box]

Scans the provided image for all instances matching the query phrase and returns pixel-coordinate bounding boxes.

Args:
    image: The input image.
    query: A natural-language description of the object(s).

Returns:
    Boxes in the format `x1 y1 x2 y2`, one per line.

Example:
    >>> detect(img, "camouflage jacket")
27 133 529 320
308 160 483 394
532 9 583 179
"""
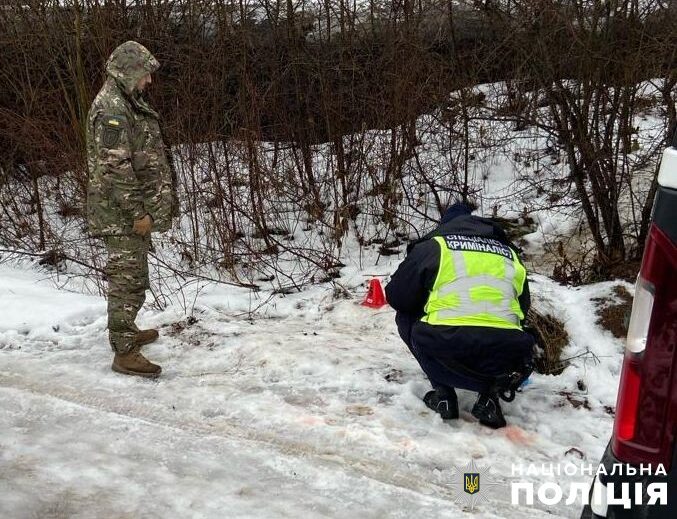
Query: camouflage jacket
86 41 178 236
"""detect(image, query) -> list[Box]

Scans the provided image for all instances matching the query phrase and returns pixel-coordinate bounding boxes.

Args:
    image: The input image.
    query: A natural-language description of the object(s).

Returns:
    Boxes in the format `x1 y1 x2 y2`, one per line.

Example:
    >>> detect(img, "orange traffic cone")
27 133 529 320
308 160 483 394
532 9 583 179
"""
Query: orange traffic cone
362 278 387 309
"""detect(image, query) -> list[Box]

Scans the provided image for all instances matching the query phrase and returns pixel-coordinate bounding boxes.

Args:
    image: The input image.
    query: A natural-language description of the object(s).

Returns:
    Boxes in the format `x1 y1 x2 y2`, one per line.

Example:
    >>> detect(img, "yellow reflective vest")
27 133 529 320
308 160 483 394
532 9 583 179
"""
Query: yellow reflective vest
422 235 527 330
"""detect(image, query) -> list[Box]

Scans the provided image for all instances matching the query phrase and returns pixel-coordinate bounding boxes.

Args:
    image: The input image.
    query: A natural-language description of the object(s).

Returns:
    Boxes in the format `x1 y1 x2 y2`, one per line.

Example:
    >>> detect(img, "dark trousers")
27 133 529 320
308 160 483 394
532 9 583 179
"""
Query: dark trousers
396 312 534 394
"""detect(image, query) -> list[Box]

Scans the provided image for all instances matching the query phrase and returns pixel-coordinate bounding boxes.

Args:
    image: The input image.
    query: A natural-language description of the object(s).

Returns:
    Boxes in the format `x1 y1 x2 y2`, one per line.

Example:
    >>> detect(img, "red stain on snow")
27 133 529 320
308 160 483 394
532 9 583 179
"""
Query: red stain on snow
504 425 534 445
298 415 323 426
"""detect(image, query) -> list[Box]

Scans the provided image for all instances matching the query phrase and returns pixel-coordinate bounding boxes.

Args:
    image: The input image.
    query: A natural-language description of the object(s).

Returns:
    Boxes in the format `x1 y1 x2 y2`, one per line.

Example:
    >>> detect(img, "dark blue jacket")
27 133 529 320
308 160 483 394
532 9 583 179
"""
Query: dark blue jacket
385 214 531 318
386 213 533 392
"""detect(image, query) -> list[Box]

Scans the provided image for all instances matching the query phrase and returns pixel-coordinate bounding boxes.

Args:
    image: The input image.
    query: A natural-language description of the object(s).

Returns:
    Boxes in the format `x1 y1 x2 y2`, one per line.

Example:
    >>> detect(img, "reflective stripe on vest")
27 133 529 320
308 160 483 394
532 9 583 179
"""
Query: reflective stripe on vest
422 236 526 330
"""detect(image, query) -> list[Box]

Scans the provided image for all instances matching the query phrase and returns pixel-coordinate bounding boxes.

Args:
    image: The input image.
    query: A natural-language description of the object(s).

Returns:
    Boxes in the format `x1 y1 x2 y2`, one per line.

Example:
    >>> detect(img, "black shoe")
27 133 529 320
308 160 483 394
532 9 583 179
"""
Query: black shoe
423 389 459 420
471 393 507 429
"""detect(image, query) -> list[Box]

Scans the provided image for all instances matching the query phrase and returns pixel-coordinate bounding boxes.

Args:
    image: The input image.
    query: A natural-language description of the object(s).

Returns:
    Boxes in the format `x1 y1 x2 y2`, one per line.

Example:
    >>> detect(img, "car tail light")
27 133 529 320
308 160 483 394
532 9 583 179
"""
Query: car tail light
625 279 655 355
612 146 677 470
615 351 642 442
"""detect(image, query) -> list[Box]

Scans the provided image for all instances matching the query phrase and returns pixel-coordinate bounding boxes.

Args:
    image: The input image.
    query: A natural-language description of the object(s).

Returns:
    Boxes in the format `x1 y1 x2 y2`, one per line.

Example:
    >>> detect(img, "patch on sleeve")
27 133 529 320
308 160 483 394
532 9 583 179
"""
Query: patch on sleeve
99 115 125 149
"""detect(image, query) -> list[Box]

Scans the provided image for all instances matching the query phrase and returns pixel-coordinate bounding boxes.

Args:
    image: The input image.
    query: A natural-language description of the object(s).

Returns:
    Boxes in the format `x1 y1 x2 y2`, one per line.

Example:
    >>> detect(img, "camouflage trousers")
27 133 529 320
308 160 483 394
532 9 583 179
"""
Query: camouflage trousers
104 234 150 354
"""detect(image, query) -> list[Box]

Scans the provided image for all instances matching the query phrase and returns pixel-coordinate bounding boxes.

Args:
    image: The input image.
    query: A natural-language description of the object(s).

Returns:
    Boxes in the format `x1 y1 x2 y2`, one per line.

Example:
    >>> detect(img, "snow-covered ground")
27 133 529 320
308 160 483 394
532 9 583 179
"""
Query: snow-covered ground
3 78 662 518
0 249 629 518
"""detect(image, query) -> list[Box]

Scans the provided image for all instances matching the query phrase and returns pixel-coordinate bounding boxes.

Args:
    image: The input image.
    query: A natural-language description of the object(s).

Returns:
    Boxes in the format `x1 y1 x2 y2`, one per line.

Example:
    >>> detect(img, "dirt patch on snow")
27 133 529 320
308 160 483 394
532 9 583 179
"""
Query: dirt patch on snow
527 308 569 376
593 285 632 339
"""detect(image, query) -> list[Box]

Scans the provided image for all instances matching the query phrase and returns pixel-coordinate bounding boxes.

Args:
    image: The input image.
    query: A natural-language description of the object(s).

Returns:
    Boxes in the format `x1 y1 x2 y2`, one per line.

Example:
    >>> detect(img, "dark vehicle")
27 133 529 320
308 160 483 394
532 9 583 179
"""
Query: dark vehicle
581 136 677 518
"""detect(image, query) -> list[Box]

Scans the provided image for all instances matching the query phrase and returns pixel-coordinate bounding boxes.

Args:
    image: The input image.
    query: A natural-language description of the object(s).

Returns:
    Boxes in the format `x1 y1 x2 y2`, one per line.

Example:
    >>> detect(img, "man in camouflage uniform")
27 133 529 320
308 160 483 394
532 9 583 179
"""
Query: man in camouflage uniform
86 41 178 378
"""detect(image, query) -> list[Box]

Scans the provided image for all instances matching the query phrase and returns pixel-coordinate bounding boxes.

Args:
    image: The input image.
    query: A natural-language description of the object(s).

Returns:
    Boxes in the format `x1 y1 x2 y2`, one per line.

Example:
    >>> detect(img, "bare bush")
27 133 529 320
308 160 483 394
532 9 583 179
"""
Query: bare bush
0 0 674 288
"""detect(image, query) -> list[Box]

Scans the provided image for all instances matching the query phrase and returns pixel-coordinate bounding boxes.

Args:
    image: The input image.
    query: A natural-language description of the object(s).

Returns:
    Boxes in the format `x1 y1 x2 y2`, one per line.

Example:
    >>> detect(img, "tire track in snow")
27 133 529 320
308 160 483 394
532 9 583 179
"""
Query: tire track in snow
0 372 563 518
0 372 462 505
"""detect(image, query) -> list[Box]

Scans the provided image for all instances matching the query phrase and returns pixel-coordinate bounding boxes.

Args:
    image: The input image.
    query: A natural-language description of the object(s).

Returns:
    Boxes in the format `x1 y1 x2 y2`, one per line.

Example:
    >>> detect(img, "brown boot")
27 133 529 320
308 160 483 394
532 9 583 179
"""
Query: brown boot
112 351 162 378
133 329 159 350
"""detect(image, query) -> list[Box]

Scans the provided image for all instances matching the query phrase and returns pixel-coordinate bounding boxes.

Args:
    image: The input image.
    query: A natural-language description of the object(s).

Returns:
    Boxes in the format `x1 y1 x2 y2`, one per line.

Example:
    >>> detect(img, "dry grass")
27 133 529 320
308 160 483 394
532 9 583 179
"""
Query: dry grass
593 285 632 339
527 308 570 376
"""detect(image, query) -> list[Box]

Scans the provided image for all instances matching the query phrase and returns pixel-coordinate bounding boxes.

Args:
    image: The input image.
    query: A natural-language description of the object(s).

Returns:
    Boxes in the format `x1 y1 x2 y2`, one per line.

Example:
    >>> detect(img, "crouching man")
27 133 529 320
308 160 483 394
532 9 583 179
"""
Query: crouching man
86 41 178 377
385 202 534 428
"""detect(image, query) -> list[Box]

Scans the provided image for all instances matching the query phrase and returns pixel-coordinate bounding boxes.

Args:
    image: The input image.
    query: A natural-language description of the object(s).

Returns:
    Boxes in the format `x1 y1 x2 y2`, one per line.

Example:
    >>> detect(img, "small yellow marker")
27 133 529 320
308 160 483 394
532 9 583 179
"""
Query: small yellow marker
108 119 120 126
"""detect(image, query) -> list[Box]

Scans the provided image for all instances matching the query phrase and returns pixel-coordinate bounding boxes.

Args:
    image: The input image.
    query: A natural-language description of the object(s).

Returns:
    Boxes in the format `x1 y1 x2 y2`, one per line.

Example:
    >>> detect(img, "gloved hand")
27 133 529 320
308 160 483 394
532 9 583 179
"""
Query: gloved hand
133 214 153 236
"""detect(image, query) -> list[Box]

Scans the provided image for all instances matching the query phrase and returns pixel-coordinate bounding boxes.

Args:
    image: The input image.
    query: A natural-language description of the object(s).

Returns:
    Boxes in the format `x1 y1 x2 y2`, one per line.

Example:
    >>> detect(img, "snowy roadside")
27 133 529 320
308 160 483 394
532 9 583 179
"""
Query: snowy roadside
0 259 628 519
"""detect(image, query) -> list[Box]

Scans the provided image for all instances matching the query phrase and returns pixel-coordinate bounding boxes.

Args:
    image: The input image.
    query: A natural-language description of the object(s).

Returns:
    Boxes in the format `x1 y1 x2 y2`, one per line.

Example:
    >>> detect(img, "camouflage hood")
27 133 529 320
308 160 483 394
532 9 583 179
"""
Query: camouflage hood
105 41 160 96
